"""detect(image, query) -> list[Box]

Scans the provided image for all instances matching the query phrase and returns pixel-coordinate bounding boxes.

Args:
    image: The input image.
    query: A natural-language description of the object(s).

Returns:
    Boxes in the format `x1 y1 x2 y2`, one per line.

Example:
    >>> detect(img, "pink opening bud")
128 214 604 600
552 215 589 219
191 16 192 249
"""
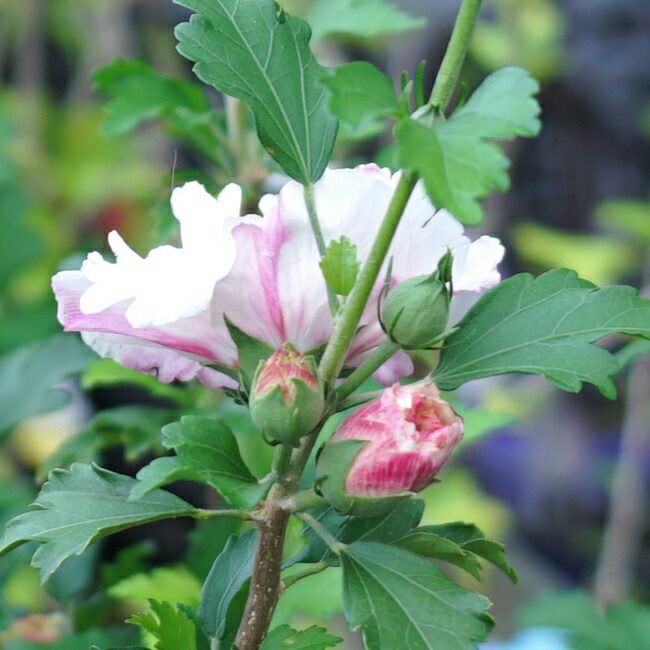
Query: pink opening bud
250 346 324 445
332 382 463 497
254 348 320 402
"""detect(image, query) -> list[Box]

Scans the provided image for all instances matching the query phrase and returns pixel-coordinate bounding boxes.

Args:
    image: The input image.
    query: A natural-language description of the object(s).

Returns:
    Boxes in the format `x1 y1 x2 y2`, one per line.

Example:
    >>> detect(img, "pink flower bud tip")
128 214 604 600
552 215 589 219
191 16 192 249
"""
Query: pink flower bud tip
254 348 319 404
333 382 463 497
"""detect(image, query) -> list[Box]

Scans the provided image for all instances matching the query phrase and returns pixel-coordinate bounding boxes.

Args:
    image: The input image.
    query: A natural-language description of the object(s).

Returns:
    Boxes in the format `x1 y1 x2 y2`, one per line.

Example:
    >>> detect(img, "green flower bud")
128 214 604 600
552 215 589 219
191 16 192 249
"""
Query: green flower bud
250 345 325 446
381 251 453 349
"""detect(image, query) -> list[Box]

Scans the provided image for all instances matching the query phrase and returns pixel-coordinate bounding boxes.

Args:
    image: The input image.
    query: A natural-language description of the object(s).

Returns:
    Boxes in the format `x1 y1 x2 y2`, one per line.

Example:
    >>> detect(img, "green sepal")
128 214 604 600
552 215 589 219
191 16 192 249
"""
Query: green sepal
250 356 325 446
315 440 411 517
224 317 274 392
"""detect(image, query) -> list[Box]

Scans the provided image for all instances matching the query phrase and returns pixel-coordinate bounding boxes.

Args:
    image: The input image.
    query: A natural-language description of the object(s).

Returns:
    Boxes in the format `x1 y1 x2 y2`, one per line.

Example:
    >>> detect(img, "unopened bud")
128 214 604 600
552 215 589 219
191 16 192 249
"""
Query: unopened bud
316 381 463 515
250 346 325 445
381 251 453 349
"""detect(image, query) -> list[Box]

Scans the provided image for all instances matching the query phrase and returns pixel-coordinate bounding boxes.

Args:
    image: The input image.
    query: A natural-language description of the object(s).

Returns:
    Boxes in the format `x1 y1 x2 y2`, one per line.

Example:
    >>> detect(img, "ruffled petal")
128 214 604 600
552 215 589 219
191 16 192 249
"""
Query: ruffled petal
78 181 241 329
53 270 236 384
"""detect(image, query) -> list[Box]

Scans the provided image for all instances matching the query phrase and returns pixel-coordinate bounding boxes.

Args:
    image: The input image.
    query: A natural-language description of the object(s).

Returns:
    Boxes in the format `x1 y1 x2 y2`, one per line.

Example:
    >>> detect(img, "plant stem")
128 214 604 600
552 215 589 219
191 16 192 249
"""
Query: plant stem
283 561 329 588
272 443 293 477
197 508 252 520
429 0 484 111
304 183 339 314
336 340 400 401
298 512 345 555
593 259 650 605
304 182 327 259
281 489 328 512
234 2 485 644
318 172 418 389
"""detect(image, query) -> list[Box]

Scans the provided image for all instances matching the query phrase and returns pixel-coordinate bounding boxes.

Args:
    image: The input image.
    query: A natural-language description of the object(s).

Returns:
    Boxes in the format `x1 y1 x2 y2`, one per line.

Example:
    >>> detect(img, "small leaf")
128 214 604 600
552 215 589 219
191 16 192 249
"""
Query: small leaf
128 599 197 650
397 522 518 584
41 405 175 478
341 542 494 649
306 0 425 41
324 62 400 130
0 334 95 435
130 416 271 510
398 67 540 225
261 624 342 649
319 237 361 297
93 58 208 137
434 269 650 397
109 566 201 606
225 318 274 391
199 530 256 640
175 0 337 183
0 464 202 582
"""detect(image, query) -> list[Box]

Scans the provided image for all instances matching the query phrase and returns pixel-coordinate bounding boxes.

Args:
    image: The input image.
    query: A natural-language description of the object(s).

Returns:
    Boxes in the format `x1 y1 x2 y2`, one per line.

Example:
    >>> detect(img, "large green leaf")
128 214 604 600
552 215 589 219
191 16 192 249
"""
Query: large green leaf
341 542 493 649
261 625 342 649
434 269 650 397
199 530 256 640
129 416 271 509
0 335 95 435
0 464 202 582
175 0 337 183
295 499 424 565
398 67 540 225
306 0 425 41
396 522 517 583
128 600 197 650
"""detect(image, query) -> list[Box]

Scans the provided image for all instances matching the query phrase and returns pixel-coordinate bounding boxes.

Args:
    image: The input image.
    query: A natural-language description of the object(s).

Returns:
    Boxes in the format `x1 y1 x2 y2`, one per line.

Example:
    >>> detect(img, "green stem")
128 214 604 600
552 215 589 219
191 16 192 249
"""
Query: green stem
282 489 328 512
283 560 329 588
304 183 328 259
197 508 251 520
304 183 339 314
336 340 400 401
298 512 345 555
272 443 293 478
318 171 418 389
429 0 484 111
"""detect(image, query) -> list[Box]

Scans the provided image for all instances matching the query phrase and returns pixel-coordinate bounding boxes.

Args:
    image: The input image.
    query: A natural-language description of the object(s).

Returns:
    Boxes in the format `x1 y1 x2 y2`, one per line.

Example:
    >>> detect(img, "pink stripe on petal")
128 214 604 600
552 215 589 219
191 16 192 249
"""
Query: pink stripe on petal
53 271 235 365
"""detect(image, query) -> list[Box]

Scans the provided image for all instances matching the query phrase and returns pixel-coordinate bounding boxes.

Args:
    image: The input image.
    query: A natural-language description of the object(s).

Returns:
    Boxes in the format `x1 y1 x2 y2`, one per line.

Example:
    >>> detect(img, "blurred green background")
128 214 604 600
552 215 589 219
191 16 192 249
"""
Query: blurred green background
0 0 649 647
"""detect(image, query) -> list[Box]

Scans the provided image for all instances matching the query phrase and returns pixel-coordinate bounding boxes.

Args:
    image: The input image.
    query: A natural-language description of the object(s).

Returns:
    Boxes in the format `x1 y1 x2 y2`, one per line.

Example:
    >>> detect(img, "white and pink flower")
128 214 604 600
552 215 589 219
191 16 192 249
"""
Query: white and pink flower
52 165 504 388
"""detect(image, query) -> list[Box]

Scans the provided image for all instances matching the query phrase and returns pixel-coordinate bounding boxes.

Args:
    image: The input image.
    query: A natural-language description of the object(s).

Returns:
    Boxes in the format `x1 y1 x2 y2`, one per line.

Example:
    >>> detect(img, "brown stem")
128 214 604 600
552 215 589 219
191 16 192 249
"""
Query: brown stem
593 258 650 605
234 487 290 650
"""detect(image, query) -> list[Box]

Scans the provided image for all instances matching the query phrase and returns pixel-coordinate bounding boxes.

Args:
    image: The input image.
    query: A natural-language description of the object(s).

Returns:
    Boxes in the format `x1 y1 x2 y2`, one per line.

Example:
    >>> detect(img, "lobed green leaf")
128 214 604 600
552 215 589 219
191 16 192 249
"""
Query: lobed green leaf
397 522 518 583
341 542 494 649
175 0 337 183
130 416 272 510
0 464 202 583
434 269 650 397
261 624 342 649
398 67 541 225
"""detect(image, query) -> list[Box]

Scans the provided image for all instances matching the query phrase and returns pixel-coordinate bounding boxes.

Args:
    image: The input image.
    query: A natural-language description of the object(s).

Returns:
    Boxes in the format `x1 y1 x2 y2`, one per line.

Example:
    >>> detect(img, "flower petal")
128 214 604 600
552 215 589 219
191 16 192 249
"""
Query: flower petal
79 181 241 329
53 271 236 381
